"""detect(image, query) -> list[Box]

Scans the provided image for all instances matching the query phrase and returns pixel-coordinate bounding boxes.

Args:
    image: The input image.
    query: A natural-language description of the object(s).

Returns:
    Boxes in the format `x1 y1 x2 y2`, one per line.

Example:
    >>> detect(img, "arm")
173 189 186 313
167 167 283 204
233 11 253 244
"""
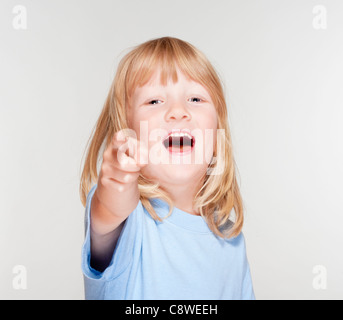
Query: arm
89 131 148 272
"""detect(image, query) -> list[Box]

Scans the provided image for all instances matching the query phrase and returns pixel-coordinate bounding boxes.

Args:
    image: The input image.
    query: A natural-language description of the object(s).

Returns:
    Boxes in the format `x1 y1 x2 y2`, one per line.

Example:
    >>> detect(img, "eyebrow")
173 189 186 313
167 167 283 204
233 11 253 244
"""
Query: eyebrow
137 90 209 101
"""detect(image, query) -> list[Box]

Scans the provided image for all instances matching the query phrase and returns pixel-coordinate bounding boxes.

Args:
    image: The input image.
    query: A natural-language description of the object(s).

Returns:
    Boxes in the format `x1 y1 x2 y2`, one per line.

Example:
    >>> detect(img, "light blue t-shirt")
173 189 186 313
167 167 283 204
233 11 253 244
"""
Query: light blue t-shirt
81 184 255 300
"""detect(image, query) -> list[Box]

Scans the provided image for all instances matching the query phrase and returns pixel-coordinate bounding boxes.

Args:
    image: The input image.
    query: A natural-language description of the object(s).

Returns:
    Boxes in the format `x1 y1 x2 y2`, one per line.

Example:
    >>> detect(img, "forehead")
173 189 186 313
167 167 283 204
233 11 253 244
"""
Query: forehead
132 68 208 98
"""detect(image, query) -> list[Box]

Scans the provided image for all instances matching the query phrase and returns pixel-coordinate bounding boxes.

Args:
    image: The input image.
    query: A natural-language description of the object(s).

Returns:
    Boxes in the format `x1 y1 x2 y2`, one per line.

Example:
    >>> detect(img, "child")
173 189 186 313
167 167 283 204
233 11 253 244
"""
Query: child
79 36 255 300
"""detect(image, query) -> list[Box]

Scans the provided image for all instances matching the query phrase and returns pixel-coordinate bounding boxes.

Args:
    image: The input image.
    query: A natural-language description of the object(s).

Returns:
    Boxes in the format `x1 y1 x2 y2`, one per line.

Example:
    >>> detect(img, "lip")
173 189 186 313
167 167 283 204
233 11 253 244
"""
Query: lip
162 129 195 156
162 129 194 141
168 148 193 156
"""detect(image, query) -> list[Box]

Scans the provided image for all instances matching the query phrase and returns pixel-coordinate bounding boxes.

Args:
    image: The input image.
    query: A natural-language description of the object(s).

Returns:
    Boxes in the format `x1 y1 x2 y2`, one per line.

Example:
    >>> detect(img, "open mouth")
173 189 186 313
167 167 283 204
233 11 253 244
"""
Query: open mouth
162 131 195 154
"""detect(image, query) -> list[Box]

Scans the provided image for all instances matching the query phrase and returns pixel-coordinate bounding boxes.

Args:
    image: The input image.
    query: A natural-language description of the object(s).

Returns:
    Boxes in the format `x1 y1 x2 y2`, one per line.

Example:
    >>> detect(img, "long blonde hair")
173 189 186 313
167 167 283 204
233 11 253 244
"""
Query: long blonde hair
79 36 244 238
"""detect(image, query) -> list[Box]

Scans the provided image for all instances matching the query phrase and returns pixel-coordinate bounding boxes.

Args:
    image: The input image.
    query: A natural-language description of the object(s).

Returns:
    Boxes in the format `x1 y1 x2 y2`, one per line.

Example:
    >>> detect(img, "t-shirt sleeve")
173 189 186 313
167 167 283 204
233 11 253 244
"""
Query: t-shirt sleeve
81 184 143 283
240 233 256 300
241 260 255 300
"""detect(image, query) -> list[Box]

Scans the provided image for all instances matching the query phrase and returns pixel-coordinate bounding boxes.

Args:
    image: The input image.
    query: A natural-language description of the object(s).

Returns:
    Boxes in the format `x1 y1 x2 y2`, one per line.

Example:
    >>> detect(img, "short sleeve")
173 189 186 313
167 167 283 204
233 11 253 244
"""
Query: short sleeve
240 233 255 300
81 184 143 283
242 261 255 300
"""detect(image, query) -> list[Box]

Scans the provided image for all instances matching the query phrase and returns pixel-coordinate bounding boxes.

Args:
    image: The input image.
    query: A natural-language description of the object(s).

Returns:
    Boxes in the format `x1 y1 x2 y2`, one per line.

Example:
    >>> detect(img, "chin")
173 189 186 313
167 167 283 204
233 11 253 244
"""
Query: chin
164 164 206 181
142 162 207 184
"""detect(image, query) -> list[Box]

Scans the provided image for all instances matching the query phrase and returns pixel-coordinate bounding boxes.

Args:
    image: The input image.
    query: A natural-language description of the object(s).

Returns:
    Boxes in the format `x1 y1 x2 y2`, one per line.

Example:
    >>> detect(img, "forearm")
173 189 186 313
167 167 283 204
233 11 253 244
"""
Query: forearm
90 219 125 272
89 184 139 272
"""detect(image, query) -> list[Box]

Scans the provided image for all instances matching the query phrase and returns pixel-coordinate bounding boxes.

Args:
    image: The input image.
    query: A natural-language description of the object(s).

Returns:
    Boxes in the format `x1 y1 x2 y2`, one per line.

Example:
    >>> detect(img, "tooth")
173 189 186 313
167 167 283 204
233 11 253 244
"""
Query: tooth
169 132 192 139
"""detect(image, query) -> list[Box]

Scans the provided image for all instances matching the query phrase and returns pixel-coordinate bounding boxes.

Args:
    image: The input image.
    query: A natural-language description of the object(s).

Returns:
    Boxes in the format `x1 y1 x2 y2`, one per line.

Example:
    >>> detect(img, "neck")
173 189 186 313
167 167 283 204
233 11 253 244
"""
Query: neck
159 179 203 216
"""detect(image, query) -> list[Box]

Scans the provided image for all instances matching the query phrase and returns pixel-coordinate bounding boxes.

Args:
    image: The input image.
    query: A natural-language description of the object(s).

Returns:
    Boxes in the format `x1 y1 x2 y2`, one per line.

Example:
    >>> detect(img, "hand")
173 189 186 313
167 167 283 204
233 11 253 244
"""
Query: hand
95 129 149 215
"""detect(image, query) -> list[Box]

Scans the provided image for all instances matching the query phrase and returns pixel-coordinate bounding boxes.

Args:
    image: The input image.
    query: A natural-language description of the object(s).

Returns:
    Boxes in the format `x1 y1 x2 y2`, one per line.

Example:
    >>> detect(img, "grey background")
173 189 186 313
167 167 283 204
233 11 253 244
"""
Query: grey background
0 0 342 299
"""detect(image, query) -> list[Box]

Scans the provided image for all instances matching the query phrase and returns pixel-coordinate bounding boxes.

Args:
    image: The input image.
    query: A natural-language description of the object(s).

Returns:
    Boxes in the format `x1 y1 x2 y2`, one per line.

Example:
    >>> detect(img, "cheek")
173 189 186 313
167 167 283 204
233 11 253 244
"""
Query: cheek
131 116 163 151
200 110 218 135
128 112 151 138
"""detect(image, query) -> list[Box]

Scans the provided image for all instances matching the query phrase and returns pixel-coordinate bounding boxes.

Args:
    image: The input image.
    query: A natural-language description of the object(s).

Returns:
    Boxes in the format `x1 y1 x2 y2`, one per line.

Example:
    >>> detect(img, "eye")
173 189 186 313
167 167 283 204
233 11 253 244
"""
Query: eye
148 99 162 105
189 97 203 103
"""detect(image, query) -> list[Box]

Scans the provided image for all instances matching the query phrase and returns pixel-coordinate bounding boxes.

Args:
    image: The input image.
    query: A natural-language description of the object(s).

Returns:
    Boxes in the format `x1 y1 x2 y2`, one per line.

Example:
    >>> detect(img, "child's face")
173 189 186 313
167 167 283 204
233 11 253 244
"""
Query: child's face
128 67 218 188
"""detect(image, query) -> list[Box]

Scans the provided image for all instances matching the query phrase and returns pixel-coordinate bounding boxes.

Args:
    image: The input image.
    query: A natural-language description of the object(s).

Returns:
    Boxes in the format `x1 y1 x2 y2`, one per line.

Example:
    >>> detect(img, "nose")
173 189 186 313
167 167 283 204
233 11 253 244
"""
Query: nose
164 100 191 122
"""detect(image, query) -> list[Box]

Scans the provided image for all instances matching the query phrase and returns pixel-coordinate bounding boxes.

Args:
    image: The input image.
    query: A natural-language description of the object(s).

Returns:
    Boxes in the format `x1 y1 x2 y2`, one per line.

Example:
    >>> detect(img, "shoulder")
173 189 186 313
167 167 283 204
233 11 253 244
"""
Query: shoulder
222 230 247 250
217 218 246 244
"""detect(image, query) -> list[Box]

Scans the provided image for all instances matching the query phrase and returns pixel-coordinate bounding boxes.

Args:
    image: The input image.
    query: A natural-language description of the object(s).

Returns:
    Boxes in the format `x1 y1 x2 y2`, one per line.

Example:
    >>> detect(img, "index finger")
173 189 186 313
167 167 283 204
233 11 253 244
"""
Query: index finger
116 141 142 172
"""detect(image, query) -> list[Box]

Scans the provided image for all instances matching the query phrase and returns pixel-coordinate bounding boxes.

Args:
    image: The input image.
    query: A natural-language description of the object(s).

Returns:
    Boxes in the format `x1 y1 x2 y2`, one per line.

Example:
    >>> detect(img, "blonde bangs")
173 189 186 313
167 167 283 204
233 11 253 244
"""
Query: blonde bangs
124 37 223 113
